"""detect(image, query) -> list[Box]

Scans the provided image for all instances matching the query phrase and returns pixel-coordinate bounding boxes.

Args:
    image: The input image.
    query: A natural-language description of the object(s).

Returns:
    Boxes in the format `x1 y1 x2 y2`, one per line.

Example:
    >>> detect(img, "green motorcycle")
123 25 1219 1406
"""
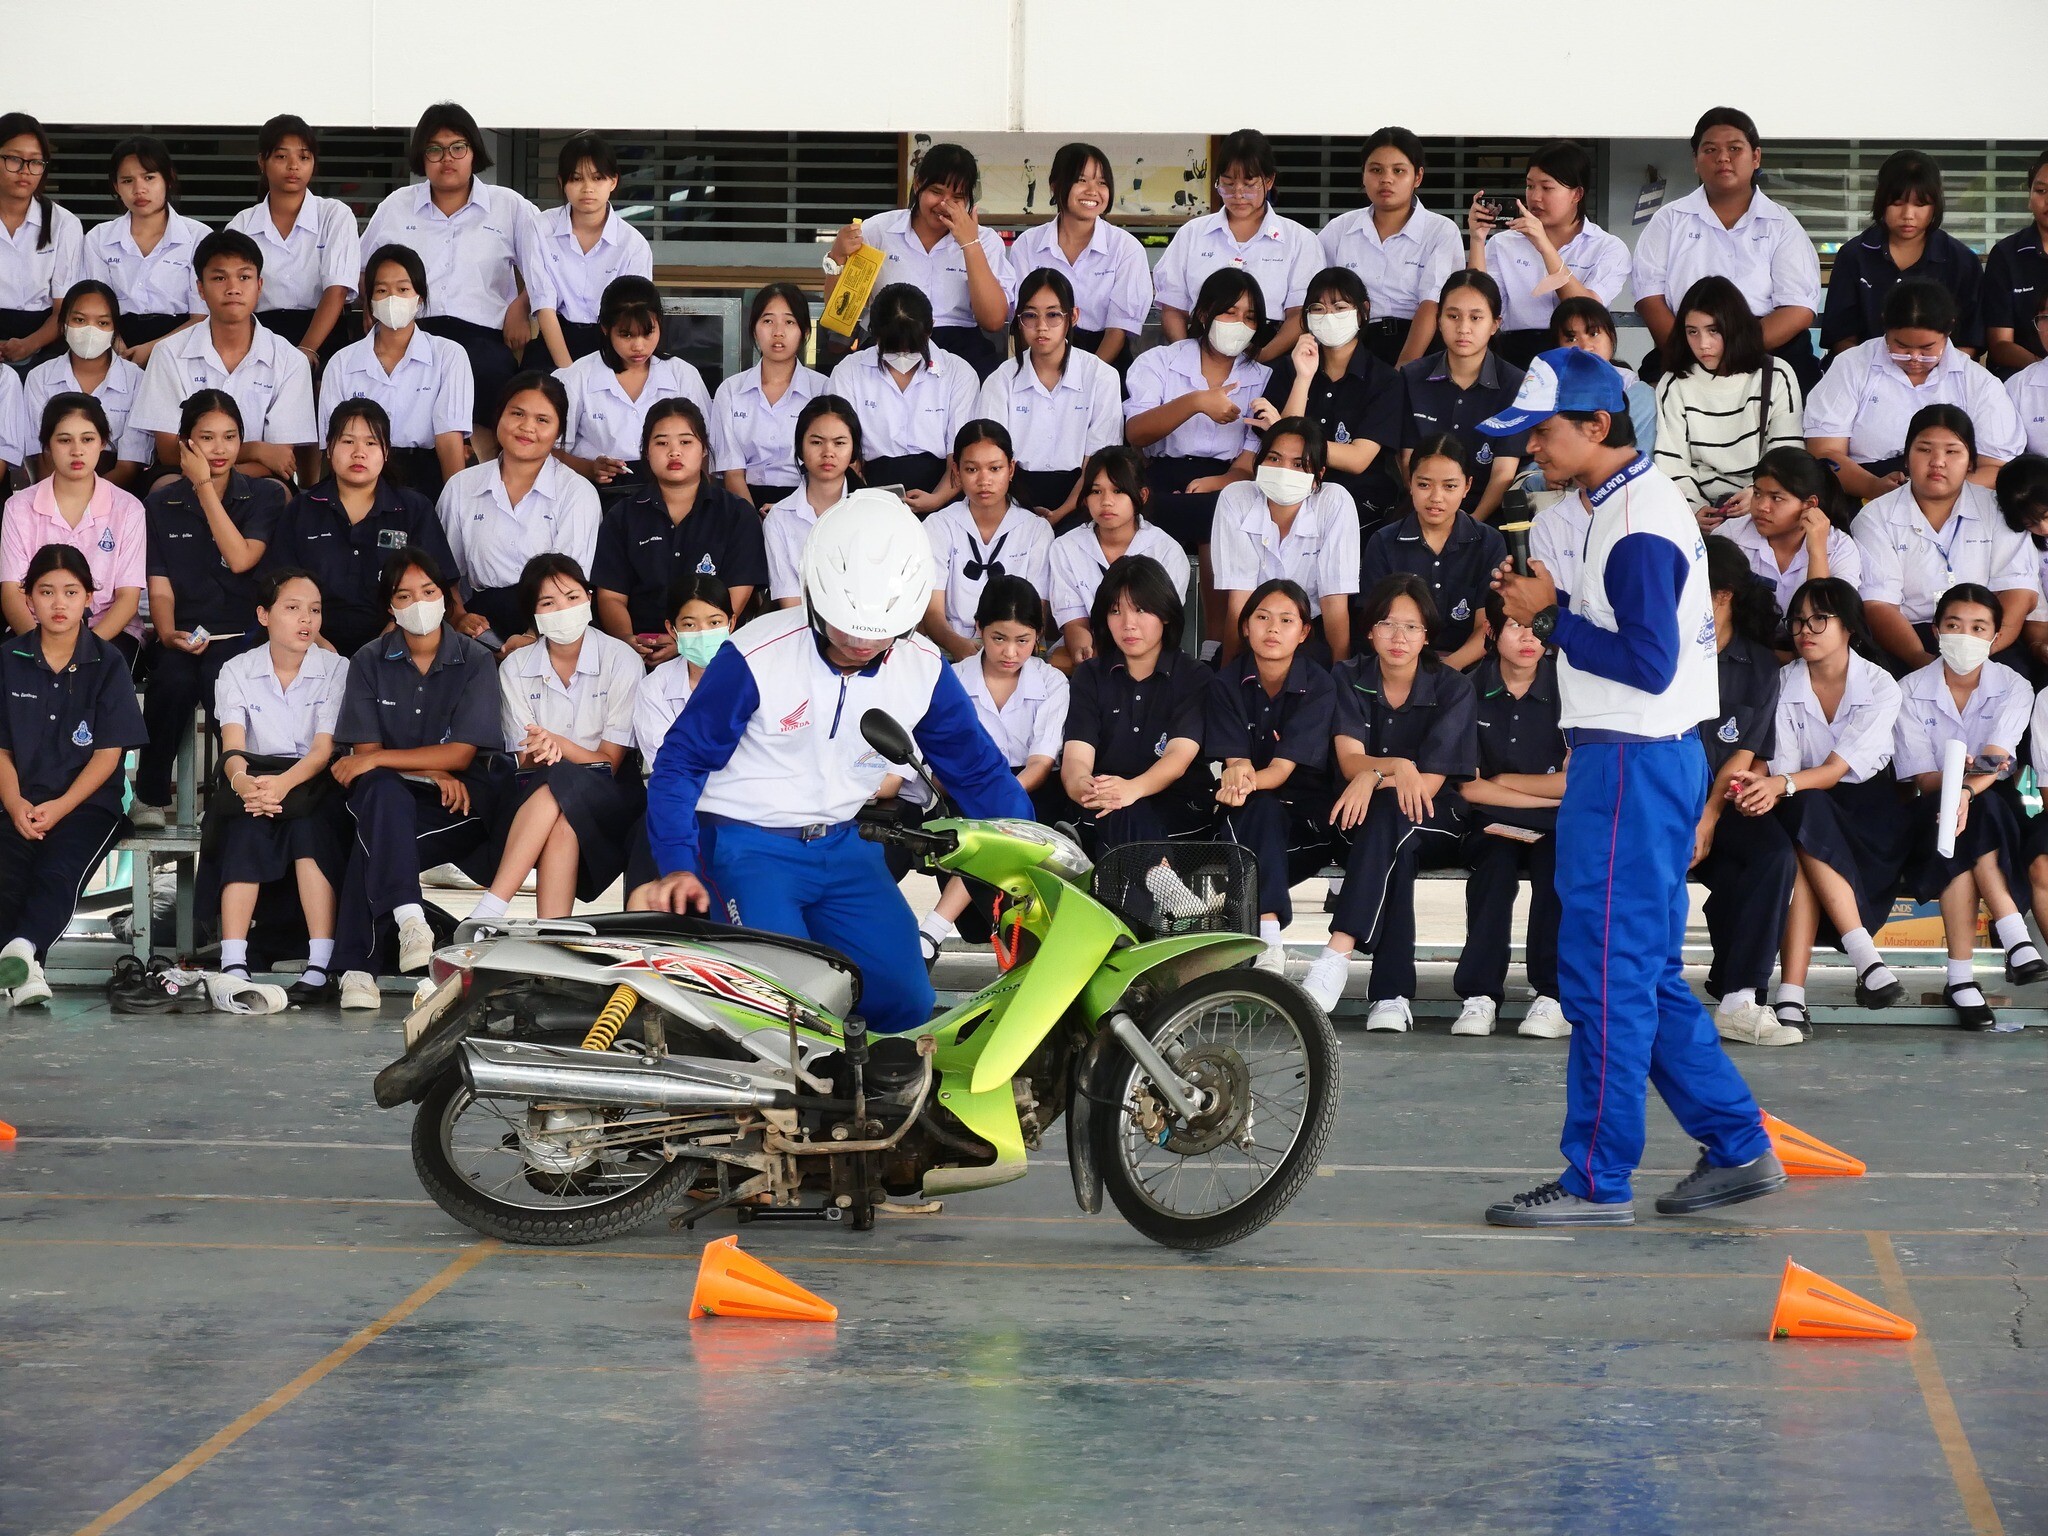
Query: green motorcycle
373 710 1339 1250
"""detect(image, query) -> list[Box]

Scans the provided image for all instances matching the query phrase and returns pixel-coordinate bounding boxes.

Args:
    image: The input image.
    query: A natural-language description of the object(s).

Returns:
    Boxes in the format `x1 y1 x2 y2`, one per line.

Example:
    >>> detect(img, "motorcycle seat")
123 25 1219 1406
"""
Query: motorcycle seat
574 911 862 1020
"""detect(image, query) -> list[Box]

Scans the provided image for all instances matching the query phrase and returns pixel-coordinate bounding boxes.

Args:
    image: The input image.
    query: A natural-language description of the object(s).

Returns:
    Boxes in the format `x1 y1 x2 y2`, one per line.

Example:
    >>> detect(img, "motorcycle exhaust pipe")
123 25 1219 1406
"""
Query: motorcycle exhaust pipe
459 1038 784 1111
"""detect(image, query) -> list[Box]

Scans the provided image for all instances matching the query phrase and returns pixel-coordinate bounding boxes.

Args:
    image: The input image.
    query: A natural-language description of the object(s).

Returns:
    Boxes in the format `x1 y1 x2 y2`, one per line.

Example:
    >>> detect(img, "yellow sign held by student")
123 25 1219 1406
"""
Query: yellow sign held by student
820 222 886 337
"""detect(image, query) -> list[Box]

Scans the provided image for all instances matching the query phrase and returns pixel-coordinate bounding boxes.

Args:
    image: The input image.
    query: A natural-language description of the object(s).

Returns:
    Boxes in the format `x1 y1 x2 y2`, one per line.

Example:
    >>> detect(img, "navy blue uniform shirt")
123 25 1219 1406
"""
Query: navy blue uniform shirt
589 481 770 634
1700 632 1781 775
268 479 457 645
1330 653 1479 781
0 629 149 814
1360 511 1508 652
334 625 502 752
1471 653 1566 779
1064 648 1212 782
1203 650 1336 798
1820 226 1984 351
1398 351 1529 513
1981 226 2048 364
1262 348 1408 526
144 472 288 636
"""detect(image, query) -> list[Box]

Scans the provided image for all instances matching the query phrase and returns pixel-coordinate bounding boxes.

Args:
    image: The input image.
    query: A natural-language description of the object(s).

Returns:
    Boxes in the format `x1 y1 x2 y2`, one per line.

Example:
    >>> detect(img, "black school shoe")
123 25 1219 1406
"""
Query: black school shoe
1854 963 1905 1009
2003 945 2048 986
286 974 336 1008
1944 982 1997 1031
106 956 210 1014
1483 1179 1634 1227
1655 1149 1788 1214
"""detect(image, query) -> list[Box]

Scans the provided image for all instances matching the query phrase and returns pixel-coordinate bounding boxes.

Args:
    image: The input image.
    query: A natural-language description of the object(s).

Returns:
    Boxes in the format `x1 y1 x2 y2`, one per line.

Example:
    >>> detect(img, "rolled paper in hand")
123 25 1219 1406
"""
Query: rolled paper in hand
1936 737 1967 859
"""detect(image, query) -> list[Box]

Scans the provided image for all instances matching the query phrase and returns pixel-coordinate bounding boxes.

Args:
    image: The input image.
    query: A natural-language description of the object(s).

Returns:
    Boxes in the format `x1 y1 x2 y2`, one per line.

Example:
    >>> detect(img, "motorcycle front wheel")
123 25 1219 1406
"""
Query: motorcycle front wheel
1092 969 1338 1250
412 1073 702 1245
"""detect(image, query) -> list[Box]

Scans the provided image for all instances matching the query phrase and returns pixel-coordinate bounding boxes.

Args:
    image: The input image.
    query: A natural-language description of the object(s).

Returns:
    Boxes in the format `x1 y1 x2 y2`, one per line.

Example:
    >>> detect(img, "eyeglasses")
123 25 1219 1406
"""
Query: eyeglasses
1214 178 1265 199
1371 620 1427 638
1887 348 1943 366
0 154 49 175
1787 614 1835 634
422 140 473 163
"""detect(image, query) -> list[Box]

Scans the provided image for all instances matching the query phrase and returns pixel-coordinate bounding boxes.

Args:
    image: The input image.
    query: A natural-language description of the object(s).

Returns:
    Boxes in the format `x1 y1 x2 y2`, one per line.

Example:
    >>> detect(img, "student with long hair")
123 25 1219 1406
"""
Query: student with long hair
0 394 145 653
19 282 151 485
1715 446 1859 611
0 113 82 365
710 282 829 508
1399 270 1525 521
1212 416 1358 663
921 419 1054 662
1046 445 1191 669
553 275 712 489
79 135 207 365
764 394 860 606
1652 275 1804 523
973 267 1122 526
1362 432 1504 670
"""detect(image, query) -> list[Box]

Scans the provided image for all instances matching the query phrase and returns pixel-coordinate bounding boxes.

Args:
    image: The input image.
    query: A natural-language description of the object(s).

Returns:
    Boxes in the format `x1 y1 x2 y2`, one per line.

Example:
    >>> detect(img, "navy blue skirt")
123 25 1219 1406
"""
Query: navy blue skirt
1775 775 1914 934
1905 783 2022 902
495 761 645 902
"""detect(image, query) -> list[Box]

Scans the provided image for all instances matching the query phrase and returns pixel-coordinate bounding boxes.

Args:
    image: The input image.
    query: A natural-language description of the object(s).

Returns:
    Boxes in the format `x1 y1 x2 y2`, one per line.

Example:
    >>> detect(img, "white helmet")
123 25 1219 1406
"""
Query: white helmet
800 488 935 641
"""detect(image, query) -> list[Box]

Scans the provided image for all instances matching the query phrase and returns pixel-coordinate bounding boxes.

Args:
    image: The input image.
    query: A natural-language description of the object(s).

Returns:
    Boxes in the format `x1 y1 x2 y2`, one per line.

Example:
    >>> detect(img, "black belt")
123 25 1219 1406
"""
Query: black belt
702 811 850 842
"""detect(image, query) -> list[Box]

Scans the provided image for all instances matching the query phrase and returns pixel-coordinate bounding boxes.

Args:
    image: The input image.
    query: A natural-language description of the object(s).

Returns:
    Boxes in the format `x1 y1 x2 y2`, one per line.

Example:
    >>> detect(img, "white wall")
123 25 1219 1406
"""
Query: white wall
12 0 2048 138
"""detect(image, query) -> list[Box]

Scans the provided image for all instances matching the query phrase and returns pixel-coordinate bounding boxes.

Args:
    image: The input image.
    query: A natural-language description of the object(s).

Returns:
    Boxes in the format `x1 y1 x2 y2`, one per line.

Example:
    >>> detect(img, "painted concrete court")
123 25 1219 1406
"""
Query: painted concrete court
0 996 2040 1535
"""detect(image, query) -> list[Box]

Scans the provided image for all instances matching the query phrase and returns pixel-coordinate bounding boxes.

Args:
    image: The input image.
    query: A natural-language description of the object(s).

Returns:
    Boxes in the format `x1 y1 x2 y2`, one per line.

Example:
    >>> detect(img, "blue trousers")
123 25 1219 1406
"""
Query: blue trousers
1555 738 1770 1203
701 819 932 1033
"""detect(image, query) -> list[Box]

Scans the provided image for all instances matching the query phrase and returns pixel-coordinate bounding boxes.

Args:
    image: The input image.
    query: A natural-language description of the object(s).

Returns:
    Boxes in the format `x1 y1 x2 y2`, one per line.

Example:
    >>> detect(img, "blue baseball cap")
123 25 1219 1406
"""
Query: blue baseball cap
1478 346 1628 436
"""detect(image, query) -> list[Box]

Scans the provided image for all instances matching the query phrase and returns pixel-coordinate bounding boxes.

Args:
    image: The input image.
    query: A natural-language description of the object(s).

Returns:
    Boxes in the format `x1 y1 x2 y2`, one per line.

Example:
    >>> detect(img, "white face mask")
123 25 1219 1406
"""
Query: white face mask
881 350 924 375
534 600 592 645
1938 633 1992 674
371 293 421 331
1207 318 1256 358
1305 310 1361 348
392 597 445 636
1256 465 1316 506
65 324 115 360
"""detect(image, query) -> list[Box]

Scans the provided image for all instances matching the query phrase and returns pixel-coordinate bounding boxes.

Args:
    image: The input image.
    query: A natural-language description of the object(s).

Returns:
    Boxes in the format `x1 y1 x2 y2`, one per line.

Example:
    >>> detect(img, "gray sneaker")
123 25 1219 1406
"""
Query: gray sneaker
1484 1178 1635 1227
1654 1149 1788 1215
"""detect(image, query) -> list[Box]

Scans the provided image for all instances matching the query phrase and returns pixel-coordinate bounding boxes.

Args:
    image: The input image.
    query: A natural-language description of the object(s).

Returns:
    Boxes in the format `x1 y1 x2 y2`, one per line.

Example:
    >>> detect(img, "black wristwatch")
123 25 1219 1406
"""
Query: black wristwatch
1529 605 1559 642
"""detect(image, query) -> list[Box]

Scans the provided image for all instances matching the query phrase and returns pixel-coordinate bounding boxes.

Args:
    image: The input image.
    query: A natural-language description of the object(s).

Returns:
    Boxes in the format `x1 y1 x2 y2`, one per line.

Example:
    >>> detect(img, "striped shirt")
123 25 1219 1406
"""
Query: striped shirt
1651 360 1804 509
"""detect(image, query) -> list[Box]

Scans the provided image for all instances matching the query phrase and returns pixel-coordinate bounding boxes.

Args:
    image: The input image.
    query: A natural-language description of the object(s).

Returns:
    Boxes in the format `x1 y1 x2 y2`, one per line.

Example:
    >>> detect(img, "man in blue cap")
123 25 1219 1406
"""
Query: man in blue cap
1483 347 1786 1226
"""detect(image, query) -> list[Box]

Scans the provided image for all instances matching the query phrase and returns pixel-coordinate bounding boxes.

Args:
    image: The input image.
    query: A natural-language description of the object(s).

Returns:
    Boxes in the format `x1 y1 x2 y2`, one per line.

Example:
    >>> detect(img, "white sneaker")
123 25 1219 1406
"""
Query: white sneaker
1254 939 1288 975
11 957 51 1007
1451 996 1497 1036
420 862 482 890
1301 951 1350 1012
397 916 435 974
339 971 381 1010
1365 998 1412 1032
1519 996 1571 1039
128 801 168 831
1717 999 1803 1047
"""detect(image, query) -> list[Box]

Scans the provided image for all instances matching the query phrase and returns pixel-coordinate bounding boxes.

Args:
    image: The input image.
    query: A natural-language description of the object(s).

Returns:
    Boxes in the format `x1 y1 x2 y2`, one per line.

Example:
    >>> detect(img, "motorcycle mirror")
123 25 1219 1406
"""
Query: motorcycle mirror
860 709 915 764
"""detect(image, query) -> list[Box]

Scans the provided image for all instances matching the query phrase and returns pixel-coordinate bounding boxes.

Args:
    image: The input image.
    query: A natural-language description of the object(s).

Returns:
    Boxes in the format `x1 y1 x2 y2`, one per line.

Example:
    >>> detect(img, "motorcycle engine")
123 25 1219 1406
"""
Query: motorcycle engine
519 1106 605 1175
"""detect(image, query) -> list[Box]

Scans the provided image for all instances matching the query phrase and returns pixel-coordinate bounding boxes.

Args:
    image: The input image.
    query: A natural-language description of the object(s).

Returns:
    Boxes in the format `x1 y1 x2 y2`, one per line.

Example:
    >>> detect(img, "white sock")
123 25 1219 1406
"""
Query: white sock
1946 958 1986 1006
1993 913 2031 952
1774 983 1806 1008
308 939 334 969
393 902 427 929
1947 958 1975 986
1259 917 1283 944
1315 945 1347 967
219 940 249 973
918 911 956 945
1840 926 1896 989
468 893 509 924
1718 988 1755 1012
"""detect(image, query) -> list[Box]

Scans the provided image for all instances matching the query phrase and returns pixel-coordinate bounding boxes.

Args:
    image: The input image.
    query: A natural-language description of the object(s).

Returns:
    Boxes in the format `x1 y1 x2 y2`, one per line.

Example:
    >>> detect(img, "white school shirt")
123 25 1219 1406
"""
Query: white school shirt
1317 202 1464 321
1717 511 1863 612
1208 480 1360 613
1005 218 1153 334
1893 658 2032 779
631 650 712 771
0 366 21 465
318 327 474 449
1629 185 1822 318
0 198 84 313
1484 219 1632 331
225 195 361 311
1047 522 1192 628
213 643 349 758
78 210 210 318
827 346 977 460
1850 482 2037 625
708 363 829 488
528 205 653 324
954 652 1068 767
1528 493 1592 602
438 455 602 591
499 626 640 752
131 321 317 444
1803 337 2025 465
359 180 547 331
859 207 1016 329
974 349 1123 473
2027 684 2048 787
1152 206 1321 317
763 482 851 601
20 354 150 466
1123 338 1269 461
1770 653 1900 783
555 350 713 462
924 501 1056 639
2005 357 2048 457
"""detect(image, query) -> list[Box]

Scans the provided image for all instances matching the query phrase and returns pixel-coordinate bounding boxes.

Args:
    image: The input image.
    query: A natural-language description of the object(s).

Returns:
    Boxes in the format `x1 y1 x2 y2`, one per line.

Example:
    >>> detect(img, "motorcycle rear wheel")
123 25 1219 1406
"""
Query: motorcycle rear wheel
1092 970 1338 1250
412 1073 701 1245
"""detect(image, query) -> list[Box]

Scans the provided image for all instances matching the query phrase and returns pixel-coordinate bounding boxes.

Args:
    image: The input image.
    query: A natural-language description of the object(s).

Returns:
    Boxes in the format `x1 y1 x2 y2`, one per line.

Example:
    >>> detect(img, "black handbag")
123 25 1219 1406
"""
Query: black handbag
199 752 334 858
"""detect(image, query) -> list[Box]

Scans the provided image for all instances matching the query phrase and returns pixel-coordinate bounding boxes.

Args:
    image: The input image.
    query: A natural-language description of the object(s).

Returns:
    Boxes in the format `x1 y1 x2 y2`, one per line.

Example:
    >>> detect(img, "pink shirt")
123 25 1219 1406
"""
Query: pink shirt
0 477 148 637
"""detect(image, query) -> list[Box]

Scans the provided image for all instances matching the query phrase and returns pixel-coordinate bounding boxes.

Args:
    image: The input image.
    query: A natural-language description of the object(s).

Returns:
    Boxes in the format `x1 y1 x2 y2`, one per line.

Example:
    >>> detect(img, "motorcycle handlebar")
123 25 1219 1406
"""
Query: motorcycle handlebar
857 821 959 860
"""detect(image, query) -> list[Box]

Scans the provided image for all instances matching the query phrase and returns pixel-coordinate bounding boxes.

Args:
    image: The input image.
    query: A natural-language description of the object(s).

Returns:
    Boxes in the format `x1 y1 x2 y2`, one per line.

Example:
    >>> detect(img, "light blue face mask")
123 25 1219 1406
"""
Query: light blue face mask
674 627 729 667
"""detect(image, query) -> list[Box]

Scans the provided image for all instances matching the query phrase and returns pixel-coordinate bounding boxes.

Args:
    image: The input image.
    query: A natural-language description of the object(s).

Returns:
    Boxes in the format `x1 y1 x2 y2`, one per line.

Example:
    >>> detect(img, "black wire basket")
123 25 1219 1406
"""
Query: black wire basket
1090 842 1259 941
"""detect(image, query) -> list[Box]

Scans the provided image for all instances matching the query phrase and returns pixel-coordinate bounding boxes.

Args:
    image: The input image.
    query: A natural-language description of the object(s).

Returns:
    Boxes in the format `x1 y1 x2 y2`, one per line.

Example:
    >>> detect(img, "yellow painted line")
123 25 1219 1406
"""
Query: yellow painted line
68 1242 495 1536
1867 1232 2006 1536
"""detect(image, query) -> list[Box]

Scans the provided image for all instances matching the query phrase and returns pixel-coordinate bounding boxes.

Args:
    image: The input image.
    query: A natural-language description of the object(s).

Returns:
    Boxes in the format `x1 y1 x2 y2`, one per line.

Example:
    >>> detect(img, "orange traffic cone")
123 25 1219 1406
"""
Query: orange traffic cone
1768 1258 1916 1341
0 1118 15 1143
1762 1112 1865 1177
689 1235 838 1322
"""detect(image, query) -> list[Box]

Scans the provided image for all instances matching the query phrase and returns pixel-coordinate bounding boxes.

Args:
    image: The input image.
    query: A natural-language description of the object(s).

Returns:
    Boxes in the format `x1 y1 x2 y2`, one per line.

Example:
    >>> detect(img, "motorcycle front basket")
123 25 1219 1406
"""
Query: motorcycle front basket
1090 842 1258 942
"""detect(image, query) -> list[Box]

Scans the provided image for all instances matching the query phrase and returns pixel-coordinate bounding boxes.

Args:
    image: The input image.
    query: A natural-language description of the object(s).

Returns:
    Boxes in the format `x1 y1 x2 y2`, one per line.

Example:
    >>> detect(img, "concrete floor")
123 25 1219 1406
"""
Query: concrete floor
1 995 2042 1536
